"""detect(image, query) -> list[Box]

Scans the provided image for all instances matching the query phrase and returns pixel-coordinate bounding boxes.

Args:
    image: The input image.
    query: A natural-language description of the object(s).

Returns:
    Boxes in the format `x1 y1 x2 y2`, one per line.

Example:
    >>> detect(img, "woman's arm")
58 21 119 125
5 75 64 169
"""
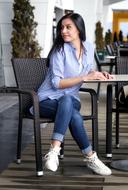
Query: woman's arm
59 76 83 89
59 71 113 89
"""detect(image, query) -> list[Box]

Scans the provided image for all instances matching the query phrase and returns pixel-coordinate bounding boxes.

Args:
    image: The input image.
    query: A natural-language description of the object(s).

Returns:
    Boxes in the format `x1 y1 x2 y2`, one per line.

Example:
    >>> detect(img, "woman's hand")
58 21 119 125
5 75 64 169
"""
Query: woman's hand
102 71 114 79
82 71 114 81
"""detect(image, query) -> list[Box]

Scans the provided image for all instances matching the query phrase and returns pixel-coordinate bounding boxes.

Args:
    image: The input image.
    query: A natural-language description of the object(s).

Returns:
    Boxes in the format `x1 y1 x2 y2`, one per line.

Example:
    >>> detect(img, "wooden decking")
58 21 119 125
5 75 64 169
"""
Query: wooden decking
0 89 128 190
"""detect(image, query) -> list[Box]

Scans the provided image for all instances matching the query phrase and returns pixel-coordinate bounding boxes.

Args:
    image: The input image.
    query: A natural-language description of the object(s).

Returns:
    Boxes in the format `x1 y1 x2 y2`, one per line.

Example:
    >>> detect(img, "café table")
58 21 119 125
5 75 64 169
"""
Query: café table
85 74 128 171
104 55 116 70
104 55 116 60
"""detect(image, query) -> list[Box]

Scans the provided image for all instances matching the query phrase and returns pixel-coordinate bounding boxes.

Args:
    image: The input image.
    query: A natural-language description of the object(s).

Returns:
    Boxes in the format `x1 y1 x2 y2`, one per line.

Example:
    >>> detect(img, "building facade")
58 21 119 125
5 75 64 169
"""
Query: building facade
0 0 126 86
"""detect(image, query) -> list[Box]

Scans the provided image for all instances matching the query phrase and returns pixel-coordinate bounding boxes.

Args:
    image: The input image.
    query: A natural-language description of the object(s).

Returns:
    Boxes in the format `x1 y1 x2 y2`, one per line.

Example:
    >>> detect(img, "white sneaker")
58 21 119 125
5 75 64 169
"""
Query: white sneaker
84 152 112 176
44 145 61 172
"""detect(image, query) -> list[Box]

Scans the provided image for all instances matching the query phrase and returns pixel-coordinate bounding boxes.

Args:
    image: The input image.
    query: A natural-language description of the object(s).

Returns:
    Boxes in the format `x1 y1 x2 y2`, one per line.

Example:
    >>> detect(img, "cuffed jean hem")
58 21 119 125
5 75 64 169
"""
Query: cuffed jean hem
52 132 64 142
81 145 92 155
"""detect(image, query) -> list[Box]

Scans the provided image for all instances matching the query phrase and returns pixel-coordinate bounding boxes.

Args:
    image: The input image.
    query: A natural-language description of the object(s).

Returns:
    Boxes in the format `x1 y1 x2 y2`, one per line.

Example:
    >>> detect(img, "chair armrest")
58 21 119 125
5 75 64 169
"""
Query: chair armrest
0 86 11 93
2 86 18 93
80 87 97 97
5 87 40 119
79 87 98 118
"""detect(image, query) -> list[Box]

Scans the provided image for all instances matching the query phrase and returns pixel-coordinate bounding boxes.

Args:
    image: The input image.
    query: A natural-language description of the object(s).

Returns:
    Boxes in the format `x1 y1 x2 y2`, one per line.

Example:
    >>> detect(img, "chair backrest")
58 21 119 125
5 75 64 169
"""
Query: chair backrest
116 56 128 74
94 51 102 71
118 48 128 56
12 58 48 113
106 44 113 56
116 56 128 91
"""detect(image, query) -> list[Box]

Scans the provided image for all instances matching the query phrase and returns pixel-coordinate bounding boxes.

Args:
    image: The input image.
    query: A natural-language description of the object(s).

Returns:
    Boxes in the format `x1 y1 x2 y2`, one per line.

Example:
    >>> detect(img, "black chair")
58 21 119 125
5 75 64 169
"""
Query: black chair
106 56 128 157
94 50 116 98
10 58 98 176
106 44 117 56
118 47 128 56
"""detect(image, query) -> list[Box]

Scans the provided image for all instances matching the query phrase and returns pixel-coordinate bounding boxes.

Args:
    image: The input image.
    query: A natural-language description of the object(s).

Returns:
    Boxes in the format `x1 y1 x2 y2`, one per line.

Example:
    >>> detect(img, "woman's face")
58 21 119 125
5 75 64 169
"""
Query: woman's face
61 18 80 43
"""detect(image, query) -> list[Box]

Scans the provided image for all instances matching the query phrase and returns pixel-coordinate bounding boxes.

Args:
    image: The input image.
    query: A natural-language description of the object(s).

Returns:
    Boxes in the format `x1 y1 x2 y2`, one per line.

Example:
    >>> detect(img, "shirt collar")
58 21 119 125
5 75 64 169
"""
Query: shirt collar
68 41 87 55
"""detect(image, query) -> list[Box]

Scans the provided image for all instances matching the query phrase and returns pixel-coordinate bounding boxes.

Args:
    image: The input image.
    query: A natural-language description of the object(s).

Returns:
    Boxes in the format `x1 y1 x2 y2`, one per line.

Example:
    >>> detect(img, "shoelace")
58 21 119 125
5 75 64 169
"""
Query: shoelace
44 150 59 161
88 157 97 163
84 156 96 162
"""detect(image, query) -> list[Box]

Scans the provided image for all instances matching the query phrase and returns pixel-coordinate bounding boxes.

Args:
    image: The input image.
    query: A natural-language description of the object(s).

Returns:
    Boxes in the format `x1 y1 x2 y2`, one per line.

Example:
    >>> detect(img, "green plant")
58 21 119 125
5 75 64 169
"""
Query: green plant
105 29 112 46
113 31 118 43
127 34 128 42
119 30 123 43
95 21 104 51
11 0 42 58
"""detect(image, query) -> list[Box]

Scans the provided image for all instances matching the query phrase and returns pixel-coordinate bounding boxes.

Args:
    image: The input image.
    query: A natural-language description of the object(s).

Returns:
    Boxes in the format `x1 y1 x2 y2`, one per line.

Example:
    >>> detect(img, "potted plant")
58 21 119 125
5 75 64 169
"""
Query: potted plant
95 21 105 60
119 30 124 46
105 29 112 46
11 0 42 58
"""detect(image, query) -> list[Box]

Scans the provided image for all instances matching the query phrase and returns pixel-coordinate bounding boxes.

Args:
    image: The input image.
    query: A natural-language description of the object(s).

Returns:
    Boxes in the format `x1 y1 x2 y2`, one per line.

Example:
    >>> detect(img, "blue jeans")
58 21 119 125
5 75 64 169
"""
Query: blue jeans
39 95 92 154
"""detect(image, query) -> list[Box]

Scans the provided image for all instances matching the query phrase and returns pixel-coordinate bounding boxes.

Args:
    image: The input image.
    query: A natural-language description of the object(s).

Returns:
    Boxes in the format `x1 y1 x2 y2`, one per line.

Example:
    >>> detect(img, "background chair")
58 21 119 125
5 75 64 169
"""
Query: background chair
118 47 128 56
11 58 98 176
106 44 117 56
106 56 128 157
94 50 116 98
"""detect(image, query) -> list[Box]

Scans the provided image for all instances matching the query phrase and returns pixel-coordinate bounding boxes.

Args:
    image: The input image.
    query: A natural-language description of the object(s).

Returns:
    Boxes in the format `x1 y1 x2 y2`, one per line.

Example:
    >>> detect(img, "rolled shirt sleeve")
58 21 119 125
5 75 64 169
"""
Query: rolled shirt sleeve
50 49 65 89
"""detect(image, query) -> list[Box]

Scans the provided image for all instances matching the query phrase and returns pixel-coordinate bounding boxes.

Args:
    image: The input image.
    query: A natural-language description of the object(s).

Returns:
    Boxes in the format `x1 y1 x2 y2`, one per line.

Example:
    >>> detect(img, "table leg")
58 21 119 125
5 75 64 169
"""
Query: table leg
106 84 113 158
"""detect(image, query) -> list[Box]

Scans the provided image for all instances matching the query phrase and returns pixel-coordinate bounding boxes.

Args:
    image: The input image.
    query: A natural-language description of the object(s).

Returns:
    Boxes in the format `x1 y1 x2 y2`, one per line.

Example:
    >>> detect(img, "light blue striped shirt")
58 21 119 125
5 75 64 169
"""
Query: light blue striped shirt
38 41 94 102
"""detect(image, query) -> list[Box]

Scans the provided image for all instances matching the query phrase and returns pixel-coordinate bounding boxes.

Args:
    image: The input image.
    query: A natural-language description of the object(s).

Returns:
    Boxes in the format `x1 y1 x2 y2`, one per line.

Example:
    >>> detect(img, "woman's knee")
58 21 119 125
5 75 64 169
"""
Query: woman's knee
59 95 73 108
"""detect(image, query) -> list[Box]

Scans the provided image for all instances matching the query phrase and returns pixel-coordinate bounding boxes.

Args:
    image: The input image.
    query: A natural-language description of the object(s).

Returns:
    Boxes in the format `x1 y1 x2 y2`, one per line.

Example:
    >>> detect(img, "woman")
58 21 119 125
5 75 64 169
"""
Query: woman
38 13 112 175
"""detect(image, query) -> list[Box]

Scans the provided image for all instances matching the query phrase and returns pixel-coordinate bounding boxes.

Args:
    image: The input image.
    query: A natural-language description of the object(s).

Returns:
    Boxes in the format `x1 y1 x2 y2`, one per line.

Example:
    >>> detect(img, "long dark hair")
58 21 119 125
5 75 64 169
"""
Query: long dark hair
47 13 86 66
